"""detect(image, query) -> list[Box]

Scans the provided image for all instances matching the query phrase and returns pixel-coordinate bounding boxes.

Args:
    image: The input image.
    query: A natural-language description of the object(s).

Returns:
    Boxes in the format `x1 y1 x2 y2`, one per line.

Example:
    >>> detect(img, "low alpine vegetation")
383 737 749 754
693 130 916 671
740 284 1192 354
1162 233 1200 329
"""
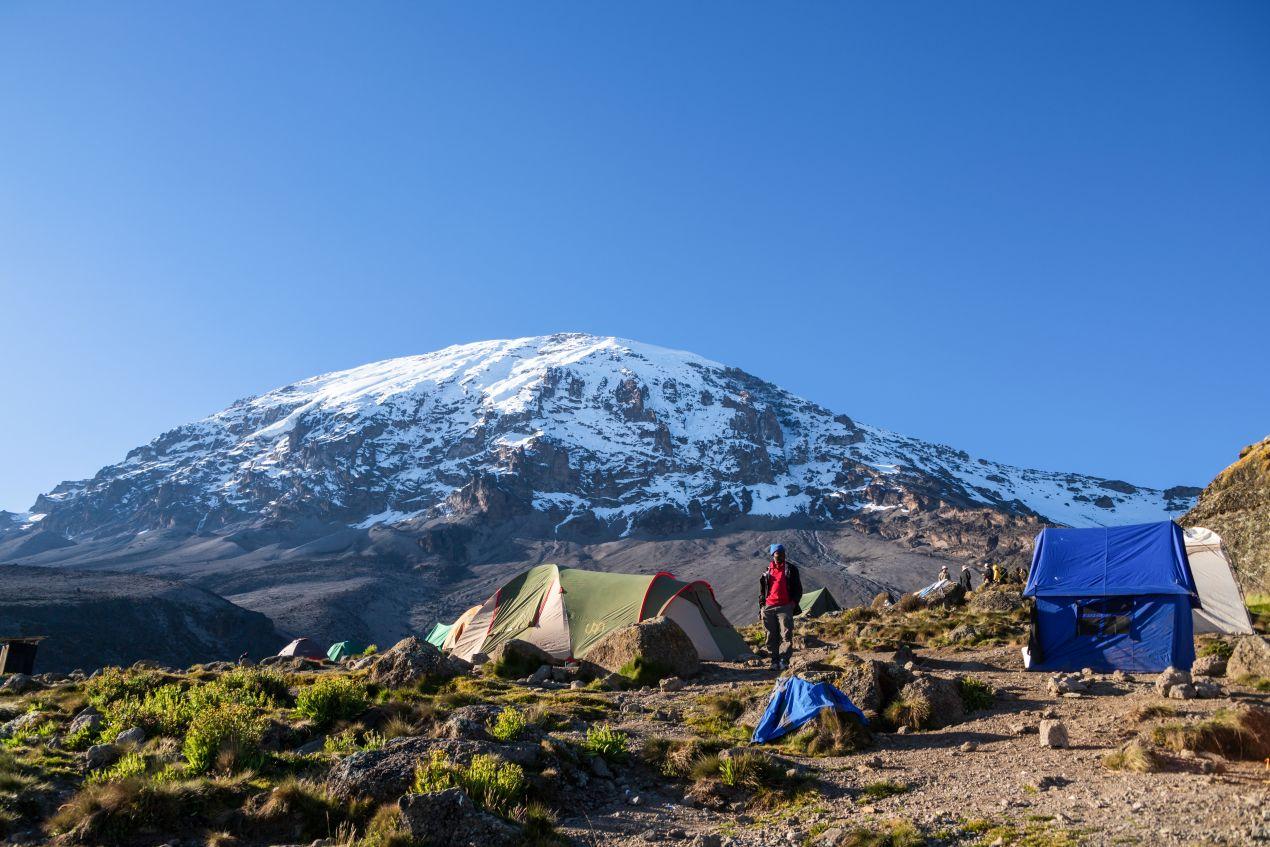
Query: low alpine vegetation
294 676 368 726
413 751 526 818
581 724 629 761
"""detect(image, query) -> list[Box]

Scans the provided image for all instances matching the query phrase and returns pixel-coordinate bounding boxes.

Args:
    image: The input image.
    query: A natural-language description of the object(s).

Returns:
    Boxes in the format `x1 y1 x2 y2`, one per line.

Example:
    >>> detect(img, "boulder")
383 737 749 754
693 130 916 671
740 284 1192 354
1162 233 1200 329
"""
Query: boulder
85 743 121 771
898 675 965 729
397 788 519 847
1038 720 1068 748
1168 684 1196 700
1193 680 1224 699
0 674 41 694
437 705 502 741
1192 655 1227 678
969 589 1023 613
1154 667 1191 698
114 726 146 745
879 644 917 667
68 707 102 736
946 624 980 644
580 616 701 679
659 677 685 693
366 637 459 689
326 736 539 802
1227 636 1270 681
834 658 890 717
0 711 45 739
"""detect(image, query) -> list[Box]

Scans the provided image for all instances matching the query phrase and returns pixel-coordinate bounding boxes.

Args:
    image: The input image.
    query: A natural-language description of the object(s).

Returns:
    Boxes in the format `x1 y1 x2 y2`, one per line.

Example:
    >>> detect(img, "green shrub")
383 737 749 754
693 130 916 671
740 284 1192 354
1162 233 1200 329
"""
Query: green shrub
958 677 994 712
360 645 379 658
182 702 267 774
87 752 148 784
487 706 530 742
412 751 525 818
783 708 869 756
84 668 168 710
212 667 291 706
717 751 782 790
294 677 367 726
581 724 628 762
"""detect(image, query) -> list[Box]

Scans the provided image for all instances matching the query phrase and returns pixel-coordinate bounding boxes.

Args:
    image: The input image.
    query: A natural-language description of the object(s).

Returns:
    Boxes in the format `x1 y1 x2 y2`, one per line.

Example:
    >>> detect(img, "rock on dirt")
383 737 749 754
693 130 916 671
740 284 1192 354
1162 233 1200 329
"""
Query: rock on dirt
366 636 459 688
1192 655 1227 677
327 736 539 802
1226 636 1270 680
1155 667 1191 698
1038 720 1069 748
485 639 557 671
85 743 121 770
899 674 965 729
1047 673 1090 696
581 616 701 679
68 707 102 736
398 788 519 846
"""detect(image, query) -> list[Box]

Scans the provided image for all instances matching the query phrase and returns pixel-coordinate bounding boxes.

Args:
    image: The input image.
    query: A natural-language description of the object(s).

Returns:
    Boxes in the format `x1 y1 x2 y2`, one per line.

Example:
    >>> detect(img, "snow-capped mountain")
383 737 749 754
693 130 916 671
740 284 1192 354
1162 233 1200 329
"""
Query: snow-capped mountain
31 333 1197 542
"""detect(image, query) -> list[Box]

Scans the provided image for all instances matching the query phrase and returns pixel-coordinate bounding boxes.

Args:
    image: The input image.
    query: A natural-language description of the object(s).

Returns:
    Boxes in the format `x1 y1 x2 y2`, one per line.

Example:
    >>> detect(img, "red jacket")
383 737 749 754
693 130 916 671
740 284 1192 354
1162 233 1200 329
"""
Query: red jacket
760 561 803 608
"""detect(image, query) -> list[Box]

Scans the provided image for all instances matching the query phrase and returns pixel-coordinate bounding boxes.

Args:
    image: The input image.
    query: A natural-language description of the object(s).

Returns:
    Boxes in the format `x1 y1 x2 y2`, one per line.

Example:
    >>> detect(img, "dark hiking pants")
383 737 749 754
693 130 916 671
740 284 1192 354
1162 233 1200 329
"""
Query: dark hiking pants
762 603 796 665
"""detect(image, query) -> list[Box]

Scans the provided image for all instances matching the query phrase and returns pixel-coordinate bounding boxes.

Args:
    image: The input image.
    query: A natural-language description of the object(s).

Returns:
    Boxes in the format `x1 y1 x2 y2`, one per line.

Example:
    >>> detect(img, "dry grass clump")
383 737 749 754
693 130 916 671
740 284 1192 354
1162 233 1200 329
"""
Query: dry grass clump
1150 707 1270 761
882 696 932 731
641 737 724 778
895 594 924 613
47 773 249 844
782 708 870 757
1125 703 1175 723
1103 741 1162 773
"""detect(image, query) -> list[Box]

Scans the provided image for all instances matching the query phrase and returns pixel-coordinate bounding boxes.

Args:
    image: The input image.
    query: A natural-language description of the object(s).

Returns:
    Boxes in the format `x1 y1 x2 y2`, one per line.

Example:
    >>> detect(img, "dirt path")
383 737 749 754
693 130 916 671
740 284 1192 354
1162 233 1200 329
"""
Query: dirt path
557 646 1270 846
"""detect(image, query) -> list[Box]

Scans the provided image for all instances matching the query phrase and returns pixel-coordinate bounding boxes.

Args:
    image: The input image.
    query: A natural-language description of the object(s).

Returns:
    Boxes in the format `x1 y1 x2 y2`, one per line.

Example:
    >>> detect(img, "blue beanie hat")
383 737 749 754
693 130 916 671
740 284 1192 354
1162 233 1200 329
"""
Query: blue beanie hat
769 543 785 555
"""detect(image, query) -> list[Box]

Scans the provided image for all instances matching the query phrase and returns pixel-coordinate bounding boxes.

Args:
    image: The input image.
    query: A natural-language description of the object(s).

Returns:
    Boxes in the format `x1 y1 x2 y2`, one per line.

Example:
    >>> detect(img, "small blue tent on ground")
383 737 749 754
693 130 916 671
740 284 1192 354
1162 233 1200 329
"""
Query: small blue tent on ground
751 675 867 744
1023 521 1199 673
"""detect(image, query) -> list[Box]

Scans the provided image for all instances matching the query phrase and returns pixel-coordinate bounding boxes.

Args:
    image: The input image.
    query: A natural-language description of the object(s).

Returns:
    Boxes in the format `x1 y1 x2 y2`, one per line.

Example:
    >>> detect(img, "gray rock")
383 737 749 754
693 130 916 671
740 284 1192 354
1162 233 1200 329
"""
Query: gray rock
366 637 460 689
484 639 556 672
0 674 41 694
397 788 519 847
569 680 584 690
1168 683 1196 700
1193 680 1224 699
68 707 102 736
581 616 701 679
659 676 685 693
590 755 613 779
0 710 44 739
1047 673 1089 696
326 735 539 802
437 705 502 741
1155 667 1191 697
1227 636 1270 681
86 743 122 770
1038 720 1069 748
1112 670 1131 683
833 658 890 717
294 736 326 755
115 726 146 745
898 674 965 729
1192 655 1227 677
528 665 553 685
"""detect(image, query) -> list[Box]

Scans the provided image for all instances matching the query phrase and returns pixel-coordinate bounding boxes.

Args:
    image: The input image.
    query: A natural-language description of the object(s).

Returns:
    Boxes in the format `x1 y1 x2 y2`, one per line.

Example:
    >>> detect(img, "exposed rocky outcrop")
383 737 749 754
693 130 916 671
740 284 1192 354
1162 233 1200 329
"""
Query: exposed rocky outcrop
1182 435 1270 595
581 616 701 680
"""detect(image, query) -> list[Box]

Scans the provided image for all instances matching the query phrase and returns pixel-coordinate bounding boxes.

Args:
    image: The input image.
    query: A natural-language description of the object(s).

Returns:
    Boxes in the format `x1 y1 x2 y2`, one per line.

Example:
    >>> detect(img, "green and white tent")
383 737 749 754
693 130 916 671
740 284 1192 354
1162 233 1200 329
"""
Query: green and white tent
798 587 841 618
326 641 361 662
447 565 749 664
424 622 453 649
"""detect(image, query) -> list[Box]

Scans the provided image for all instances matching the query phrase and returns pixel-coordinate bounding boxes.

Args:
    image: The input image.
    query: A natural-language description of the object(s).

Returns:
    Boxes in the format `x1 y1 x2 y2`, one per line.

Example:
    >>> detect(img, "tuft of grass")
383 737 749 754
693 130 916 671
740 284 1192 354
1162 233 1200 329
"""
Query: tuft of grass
783 708 870 757
830 819 924 847
1149 706 1270 761
895 594 924 613
412 751 525 818
615 656 673 688
882 697 931 731
640 736 723 779
357 804 412 847
859 780 908 802
717 751 784 790
87 752 149 784
1196 639 1234 660
581 724 628 762
294 676 367 727
1103 741 1162 773
1125 703 1175 723
958 676 994 712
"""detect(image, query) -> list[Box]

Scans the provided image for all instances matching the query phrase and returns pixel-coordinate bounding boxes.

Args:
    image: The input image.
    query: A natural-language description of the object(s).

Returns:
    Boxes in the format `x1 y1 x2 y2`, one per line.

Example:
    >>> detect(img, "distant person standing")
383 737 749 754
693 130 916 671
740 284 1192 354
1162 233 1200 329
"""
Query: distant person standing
959 565 974 592
938 565 950 582
760 543 803 671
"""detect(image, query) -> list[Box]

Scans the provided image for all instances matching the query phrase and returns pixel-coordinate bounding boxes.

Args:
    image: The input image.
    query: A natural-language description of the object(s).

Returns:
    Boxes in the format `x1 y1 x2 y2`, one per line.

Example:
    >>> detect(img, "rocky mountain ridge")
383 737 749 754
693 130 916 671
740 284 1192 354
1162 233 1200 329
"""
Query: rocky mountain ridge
1182 434 1270 595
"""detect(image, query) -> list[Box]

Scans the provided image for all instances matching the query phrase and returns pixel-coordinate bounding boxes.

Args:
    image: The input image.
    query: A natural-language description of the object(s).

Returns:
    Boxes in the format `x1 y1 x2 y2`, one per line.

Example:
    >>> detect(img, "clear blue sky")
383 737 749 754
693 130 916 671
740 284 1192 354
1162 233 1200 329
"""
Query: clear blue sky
2 3 1268 512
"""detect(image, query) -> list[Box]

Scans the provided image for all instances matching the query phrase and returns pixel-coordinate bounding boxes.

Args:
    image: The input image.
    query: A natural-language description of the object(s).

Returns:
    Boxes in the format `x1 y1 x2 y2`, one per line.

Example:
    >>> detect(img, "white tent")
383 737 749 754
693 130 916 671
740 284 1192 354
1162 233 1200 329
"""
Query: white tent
1183 527 1255 635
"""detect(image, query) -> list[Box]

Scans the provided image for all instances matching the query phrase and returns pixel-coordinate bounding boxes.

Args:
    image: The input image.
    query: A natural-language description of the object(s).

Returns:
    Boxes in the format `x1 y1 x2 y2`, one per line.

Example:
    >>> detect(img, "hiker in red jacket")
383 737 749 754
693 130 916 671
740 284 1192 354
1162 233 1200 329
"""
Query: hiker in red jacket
759 543 803 671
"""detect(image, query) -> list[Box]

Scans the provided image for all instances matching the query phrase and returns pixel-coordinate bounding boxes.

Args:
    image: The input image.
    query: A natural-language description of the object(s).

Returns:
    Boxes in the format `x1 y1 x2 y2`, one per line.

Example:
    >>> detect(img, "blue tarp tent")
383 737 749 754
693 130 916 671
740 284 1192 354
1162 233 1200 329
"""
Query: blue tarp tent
751 675 867 744
1022 521 1199 673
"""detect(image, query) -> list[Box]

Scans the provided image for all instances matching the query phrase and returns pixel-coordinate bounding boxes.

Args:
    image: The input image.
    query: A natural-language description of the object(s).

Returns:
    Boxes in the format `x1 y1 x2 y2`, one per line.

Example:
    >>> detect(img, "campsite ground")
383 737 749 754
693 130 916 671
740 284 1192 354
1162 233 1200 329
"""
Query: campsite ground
555 645 1270 847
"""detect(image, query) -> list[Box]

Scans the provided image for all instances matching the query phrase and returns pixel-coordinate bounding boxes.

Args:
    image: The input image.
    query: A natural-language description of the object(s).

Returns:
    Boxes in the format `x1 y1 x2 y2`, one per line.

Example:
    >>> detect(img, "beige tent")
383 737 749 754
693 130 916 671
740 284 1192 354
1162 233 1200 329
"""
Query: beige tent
441 605 482 652
447 565 749 664
1183 527 1255 635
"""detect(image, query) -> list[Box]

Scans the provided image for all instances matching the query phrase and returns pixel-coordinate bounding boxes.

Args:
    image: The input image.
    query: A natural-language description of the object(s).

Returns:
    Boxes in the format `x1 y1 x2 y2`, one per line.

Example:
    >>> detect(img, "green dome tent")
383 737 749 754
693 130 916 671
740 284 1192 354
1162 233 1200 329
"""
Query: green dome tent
798 587 842 618
447 564 749 664
326 641 362 662
424 622 453 649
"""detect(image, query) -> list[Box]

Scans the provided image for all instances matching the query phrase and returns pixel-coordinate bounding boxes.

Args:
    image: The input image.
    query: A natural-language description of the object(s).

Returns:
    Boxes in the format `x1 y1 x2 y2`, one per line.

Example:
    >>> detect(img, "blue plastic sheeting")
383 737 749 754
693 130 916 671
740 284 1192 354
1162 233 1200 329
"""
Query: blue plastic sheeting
1022 521 1198 673
1024 521 1198 600
751 675 867 744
